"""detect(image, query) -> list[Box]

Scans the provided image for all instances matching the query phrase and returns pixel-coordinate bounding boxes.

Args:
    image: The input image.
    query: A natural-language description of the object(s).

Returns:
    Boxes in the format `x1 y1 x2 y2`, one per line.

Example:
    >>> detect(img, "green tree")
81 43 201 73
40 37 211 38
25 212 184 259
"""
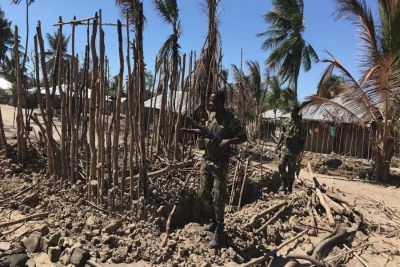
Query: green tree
151 0 181 71
303 0 400 181
0 7 14 67
265 75 295 115
145 70 154 92
257 0 319 101
45 30 71 78
232 60 269 137
316 73 346 99
106 75 118 97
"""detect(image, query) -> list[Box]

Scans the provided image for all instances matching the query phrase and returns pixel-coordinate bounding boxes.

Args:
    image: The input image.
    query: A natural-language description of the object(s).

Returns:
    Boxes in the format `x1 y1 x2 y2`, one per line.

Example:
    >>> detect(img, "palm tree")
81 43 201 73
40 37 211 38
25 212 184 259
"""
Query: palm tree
45 31 71 77
302 0 400 181
232 60 269 139
257 0 319 101
316 73 347 99
0 7 14 67
151 0 181 73
265 75 296 116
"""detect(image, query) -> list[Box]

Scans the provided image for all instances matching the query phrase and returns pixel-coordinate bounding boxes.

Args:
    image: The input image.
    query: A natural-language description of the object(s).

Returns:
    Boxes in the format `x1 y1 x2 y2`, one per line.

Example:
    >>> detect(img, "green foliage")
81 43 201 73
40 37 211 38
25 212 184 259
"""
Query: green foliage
265 75 296 112
231 60 268 122
145 70 155 92
45 31 71 80
0 7 14 67
257 0 318 100
151 0 181 70
106 75 118 97
0 89 10 104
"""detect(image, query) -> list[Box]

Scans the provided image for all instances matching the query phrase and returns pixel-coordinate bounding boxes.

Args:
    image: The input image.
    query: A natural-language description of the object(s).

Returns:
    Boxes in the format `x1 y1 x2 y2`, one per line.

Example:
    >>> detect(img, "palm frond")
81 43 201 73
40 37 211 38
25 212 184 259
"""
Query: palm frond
260 32 289 51
152 0 176 25
115 0 146 26
230 64 245 85
266 36 298 70
333 0 381 67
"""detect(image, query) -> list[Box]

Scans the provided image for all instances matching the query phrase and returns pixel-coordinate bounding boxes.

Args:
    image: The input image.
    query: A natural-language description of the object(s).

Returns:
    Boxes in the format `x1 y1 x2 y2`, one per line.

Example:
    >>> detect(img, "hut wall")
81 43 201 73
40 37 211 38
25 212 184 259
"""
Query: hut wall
304 120 371 159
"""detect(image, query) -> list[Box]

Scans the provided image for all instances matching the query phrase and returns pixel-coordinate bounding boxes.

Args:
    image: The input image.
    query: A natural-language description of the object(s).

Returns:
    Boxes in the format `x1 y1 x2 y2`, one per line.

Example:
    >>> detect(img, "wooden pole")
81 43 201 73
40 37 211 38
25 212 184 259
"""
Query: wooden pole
112 20 125 212
36 21 55 175
98 9 106 205
88 13 99 201
14 25 25 164
69 16 77 184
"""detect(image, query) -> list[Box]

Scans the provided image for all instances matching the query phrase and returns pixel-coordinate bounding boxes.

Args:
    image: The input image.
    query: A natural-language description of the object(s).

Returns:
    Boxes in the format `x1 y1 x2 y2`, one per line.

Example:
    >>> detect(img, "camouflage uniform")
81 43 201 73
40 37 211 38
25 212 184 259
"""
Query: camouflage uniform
199 111 246 223
279 116 306 185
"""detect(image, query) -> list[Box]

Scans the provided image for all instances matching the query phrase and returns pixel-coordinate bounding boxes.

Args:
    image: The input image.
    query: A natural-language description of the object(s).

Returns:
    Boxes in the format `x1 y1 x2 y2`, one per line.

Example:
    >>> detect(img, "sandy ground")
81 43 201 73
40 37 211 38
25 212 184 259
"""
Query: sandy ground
0 104 61 142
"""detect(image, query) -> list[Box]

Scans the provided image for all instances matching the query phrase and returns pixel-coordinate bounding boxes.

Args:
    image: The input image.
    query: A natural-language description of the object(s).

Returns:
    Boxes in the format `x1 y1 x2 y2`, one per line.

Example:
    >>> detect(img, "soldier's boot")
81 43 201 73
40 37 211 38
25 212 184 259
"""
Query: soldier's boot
209 222 225 249
287 182 293 194
203 218 217 232
278 180 288 192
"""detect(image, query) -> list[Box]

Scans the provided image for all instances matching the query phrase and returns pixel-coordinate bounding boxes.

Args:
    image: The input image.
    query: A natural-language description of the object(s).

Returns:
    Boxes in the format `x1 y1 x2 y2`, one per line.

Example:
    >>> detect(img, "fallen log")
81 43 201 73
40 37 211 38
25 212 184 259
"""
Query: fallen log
255 205 288 234
308 162 335 227
324 194 348 216
306 197 317 236
312 192 320 207
0 212 50 229
286 223 354 267
283 260 300 267
0 184 36 205
247 200 288 227
240 229 307 267
311 205 325 227
124 159 195 183
324 191 353 208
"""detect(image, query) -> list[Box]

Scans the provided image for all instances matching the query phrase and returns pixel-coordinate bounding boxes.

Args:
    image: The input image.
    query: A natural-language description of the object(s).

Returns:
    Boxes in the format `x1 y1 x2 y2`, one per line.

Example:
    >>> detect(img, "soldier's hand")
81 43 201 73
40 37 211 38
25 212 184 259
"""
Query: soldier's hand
219 139 231 149
179 128 189 134
275 147 280 154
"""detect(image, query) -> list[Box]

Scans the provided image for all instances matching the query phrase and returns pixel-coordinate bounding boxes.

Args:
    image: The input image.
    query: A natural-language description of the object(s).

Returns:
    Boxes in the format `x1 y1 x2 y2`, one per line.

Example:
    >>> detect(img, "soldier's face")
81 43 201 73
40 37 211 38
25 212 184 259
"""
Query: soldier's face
208 94 218 111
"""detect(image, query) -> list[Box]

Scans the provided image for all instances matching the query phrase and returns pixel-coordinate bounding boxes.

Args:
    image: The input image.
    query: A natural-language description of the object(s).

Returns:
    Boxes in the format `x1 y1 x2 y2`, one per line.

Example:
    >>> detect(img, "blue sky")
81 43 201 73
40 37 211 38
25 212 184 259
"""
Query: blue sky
1 0 377 101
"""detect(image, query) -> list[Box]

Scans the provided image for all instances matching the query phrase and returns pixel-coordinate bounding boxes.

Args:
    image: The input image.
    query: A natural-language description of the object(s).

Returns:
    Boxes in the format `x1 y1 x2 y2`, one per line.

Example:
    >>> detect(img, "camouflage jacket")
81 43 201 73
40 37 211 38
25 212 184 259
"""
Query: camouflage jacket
204 111 246 162
280 116 306 156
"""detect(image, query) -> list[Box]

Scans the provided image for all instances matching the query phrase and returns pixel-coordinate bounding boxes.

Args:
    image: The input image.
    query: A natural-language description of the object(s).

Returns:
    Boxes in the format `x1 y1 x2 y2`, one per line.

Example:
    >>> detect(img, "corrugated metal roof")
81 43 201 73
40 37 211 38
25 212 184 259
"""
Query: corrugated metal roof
144 90 199 115
27 85 124 102
261 109 285 119
0 77 12 90
300 90 376 123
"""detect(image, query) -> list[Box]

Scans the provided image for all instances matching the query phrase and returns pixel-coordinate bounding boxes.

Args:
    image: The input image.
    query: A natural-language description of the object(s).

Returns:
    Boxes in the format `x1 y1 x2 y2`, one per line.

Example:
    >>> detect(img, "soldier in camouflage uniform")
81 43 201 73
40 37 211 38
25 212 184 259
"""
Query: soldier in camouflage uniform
275 106 306 194
180 91 247 248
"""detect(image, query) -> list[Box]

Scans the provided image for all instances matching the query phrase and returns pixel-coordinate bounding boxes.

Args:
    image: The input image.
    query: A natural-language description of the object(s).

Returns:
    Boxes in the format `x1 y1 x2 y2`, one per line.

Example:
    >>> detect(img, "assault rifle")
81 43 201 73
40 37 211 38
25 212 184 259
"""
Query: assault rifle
182 114 242 163
184 115 221 144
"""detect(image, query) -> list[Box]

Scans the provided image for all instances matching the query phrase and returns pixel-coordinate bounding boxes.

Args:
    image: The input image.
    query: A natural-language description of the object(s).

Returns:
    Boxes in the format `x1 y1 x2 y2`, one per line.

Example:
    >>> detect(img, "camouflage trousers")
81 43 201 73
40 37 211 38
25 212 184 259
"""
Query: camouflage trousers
198 159 229 223
278 153 299 184
295 154 302 177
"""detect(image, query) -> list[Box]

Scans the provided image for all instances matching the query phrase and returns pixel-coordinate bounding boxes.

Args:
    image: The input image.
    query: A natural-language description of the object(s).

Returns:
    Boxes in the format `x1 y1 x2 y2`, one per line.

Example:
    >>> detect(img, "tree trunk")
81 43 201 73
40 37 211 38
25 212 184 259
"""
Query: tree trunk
373 139 394 182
